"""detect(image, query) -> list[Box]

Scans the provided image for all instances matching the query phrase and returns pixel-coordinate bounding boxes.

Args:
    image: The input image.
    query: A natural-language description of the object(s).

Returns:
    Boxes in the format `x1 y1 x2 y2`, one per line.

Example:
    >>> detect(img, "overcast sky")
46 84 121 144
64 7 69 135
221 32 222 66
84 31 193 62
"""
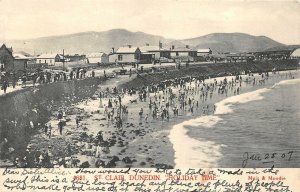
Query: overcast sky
0 0 299 44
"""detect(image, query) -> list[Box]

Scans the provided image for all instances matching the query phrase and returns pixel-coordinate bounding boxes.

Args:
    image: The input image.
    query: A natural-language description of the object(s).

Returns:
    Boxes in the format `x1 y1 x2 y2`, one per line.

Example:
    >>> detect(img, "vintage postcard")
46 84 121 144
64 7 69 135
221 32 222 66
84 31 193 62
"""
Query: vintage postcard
0 0 299 191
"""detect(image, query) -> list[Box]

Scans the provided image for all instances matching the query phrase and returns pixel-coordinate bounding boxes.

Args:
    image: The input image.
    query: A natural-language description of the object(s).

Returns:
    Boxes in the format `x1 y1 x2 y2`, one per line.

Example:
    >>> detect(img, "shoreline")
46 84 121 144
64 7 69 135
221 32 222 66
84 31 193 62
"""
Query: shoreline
170 71 300 168
0 61 299 168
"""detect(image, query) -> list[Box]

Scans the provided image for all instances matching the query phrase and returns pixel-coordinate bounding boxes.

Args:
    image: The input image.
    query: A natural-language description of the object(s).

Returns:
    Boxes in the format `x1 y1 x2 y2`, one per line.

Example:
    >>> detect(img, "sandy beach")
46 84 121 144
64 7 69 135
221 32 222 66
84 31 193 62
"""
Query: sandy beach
17 69 298 168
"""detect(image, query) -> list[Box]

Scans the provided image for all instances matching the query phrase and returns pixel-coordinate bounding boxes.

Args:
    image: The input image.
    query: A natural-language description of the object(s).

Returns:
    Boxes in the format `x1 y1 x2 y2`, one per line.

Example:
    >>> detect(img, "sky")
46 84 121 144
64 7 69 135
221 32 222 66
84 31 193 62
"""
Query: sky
0 0 299 44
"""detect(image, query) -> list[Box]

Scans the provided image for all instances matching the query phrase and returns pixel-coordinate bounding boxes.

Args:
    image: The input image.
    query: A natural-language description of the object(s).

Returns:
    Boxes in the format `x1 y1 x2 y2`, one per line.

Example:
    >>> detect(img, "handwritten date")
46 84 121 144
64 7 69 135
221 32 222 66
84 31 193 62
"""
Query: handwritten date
242 151 294 168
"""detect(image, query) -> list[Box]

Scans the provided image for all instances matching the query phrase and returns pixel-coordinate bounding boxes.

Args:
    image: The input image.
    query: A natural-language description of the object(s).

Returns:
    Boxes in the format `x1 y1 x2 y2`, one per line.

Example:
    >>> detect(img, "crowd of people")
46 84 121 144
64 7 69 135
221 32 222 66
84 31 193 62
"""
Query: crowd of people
0 68 98 94
0 68 296 168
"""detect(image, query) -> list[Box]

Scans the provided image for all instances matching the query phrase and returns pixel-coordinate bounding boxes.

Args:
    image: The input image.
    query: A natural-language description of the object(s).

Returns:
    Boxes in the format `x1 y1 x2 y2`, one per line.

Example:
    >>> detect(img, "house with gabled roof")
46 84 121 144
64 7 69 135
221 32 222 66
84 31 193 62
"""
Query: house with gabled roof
13 52 35 71
197 48 212 56
36 53 62 66
0 44 15 72
108 45 141 63
86 52 109 64
139 43 171 62
169 45 197 61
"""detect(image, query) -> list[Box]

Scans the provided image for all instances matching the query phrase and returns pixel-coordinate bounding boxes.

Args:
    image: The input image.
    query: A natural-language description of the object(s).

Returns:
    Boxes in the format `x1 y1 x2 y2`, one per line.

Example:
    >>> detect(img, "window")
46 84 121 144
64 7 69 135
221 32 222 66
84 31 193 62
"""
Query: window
39 60 41 63
118 55 123 61
176 52 179 56
45 60 47 63
50 60 52 64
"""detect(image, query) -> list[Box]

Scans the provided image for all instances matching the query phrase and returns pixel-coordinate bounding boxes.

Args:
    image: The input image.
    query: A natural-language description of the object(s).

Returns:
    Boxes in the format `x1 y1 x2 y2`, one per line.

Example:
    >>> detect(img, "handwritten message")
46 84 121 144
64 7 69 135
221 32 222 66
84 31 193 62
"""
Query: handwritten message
1 168 299 191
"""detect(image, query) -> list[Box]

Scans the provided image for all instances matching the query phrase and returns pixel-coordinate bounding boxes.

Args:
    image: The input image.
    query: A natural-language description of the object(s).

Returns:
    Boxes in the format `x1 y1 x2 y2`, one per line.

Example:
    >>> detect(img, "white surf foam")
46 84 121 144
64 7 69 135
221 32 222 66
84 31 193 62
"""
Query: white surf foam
271 78 300 88
169 80 290 168
214 88 270 115
214 77 300 115
169 116 223 168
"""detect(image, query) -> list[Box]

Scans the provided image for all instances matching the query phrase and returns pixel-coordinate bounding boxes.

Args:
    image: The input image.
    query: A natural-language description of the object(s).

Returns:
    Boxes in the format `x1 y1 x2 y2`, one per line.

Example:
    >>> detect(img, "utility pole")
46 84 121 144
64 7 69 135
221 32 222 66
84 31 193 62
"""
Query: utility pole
63 49 65 71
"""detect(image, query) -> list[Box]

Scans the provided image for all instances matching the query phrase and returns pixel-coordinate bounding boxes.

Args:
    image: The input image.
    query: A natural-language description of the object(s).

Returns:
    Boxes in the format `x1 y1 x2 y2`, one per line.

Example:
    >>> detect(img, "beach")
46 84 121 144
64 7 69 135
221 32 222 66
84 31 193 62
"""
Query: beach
11 68 298 168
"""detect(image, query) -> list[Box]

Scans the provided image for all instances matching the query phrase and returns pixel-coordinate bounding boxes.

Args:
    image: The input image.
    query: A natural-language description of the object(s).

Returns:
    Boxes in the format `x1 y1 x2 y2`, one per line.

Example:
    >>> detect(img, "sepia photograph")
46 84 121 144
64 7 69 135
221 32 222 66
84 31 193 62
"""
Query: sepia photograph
0 0 299 172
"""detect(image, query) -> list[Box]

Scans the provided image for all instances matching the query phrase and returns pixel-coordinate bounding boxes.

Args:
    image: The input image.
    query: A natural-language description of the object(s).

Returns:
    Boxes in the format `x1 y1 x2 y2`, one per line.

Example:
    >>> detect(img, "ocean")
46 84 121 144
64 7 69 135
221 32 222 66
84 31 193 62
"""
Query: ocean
169 72 300 168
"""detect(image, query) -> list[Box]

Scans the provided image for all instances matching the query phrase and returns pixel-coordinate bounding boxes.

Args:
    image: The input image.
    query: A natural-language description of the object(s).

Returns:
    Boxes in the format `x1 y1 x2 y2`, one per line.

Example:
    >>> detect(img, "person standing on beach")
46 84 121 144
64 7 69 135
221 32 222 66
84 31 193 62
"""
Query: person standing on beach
2 80 8 94
58 120 64 135
44 124 48 135
70 71 73 80
145 114 148 123
57 110 63 120
76 116 80 128
48 124 52 138
107 112 111 121
95 144 101 158
12 73 16 88
63 73 67 81
108 99 112 108
139 108 143 118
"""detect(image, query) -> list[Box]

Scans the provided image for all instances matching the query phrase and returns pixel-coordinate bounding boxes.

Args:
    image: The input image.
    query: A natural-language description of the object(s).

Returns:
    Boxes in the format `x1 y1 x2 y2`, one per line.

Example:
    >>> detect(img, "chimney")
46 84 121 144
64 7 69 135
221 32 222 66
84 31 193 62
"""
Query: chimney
128 45 132 48
112 47 115 53
159 41 162 49
146 43 149 46
172 45 175 50
186 45 189 49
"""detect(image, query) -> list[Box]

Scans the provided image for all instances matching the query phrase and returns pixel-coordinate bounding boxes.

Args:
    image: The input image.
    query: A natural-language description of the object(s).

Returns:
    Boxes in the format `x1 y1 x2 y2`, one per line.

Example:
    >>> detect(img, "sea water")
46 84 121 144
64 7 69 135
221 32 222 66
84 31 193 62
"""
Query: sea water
170 76 300 168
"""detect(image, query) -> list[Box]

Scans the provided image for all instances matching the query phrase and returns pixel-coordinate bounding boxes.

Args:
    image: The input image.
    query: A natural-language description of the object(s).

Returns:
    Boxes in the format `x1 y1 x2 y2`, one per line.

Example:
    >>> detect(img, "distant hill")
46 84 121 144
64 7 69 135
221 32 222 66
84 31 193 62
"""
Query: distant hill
2 29 286 55
179 33 285 53
4 29 173 55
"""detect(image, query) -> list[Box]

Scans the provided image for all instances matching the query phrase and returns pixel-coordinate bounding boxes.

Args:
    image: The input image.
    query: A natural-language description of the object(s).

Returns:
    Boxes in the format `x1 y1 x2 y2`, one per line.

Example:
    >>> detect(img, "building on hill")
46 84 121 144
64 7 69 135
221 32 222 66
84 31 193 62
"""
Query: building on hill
86 52 108 64
0 44 14 72
108 45 141 63
169 45 197 62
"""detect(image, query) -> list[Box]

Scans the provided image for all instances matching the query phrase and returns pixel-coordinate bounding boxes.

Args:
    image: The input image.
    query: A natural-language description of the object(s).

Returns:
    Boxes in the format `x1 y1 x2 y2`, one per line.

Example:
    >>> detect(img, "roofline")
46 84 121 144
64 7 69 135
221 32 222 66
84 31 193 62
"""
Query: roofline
170 50 197 52
114 52 140 54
